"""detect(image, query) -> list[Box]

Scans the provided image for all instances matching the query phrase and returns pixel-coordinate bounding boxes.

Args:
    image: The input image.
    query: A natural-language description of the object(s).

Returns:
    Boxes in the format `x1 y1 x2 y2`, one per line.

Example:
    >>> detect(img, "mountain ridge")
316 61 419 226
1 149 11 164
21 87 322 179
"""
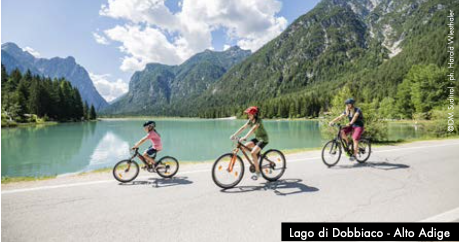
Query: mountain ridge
102 46 251 115
1 42 108 110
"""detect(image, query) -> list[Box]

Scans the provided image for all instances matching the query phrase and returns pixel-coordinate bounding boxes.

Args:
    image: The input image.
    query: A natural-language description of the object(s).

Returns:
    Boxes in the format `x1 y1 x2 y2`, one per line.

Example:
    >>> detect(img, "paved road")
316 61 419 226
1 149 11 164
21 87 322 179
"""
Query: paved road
2 139 459 241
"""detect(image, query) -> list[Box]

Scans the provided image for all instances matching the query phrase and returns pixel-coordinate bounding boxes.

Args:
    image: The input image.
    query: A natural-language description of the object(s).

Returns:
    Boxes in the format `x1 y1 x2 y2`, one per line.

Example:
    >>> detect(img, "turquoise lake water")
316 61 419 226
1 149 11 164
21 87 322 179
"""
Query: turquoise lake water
1 119 425 177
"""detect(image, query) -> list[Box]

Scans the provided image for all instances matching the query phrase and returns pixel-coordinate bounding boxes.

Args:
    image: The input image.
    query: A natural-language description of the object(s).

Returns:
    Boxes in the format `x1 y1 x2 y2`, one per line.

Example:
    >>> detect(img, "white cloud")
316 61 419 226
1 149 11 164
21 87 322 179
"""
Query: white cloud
93 32 110 45
97 0 287 72
223 44 231 51
89 72 128 102
22 46 40 57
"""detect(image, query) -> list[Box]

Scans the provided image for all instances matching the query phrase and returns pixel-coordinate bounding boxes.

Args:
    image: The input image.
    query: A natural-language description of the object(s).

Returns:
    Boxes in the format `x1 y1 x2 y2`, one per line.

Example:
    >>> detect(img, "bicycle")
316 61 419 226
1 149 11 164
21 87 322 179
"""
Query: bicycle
321 124 371 167
113 148 179 183
212 137 286 189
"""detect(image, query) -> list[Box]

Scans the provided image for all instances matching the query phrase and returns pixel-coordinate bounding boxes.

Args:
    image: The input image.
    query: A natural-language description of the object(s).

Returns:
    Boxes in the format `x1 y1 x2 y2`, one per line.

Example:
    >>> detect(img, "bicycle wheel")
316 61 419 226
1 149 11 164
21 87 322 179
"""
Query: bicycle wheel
356 139 371 163
212 153 244 189
321 140 342 167
113 160 139 183
156 156 179 178
260 149 286 181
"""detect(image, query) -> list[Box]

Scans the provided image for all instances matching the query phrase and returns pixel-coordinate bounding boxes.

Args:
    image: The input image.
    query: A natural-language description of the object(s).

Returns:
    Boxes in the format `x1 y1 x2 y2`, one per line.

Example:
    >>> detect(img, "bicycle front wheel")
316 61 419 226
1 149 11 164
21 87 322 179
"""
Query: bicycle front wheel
356 139 371 163
113 160 139 183
260 149 286 181
157 156 179 178
322 140 342 167
212 153 244 189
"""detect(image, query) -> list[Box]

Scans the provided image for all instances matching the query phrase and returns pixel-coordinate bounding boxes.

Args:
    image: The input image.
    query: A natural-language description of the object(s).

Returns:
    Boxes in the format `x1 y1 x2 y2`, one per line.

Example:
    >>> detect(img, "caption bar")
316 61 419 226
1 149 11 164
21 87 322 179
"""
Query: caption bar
281 222 457 241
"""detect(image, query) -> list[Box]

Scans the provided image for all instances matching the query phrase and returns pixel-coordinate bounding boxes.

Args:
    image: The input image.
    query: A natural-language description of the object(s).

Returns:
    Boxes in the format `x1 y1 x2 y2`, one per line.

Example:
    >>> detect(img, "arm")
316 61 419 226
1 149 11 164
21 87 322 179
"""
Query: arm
230 121 249 139
241 124 259 141
329 114 346 125
132 135 149 149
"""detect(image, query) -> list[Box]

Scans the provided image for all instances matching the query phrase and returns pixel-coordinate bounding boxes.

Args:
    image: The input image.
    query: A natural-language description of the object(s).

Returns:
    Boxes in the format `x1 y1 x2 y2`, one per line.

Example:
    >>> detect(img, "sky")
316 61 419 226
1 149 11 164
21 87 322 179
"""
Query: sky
1 0 320 102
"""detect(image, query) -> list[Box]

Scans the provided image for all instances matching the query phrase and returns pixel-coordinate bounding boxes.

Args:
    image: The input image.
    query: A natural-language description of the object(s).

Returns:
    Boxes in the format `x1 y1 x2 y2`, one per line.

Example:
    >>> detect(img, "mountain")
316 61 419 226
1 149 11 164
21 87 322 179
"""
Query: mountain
1 42 108 110
102 46 251 115
190 0 458 117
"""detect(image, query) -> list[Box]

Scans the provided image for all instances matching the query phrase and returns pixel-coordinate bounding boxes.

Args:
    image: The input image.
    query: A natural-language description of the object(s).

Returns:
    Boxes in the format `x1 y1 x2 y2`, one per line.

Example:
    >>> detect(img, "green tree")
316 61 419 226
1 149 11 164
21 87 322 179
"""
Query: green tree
28 77 45 116
83 101 89 120
89 104 97 120
379 97 396 119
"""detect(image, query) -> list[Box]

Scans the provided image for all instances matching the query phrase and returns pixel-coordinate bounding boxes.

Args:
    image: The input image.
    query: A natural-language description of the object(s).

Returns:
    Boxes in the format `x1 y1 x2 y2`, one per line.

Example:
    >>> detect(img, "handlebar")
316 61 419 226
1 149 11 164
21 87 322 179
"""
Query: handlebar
130 147 140 156
329 123 347 129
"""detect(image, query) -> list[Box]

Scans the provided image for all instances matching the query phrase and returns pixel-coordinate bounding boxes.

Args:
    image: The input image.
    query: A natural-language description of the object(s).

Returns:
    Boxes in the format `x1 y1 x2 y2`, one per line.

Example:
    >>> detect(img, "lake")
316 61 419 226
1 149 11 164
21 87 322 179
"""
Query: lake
1 119 425 177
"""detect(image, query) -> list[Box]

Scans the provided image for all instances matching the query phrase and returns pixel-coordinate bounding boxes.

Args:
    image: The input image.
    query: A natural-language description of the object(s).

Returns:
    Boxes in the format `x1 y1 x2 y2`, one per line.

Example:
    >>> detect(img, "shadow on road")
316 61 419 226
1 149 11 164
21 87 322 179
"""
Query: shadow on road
119 176 193 188
335 160 410 170
221 178 319 196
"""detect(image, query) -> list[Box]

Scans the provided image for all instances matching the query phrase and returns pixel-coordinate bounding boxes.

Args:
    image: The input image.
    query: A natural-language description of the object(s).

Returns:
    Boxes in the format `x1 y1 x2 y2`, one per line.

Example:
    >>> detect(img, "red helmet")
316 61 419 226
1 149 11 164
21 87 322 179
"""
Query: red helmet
244 106 259 115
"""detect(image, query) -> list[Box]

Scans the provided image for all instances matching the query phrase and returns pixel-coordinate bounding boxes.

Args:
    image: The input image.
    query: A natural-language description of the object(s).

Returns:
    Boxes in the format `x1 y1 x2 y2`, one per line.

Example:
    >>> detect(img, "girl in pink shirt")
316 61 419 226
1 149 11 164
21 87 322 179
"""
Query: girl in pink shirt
132 121 162 167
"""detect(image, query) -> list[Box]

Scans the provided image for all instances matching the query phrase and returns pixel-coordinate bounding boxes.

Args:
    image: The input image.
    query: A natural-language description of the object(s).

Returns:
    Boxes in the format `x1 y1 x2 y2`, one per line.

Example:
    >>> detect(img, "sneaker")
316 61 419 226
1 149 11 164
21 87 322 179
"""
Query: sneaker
349 156 356 161
251 173 259 181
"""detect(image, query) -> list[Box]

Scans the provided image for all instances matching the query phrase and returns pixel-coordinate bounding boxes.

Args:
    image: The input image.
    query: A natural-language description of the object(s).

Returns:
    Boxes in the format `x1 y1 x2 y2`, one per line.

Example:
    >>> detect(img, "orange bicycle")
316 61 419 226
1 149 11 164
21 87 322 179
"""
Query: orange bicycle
212 137 286 189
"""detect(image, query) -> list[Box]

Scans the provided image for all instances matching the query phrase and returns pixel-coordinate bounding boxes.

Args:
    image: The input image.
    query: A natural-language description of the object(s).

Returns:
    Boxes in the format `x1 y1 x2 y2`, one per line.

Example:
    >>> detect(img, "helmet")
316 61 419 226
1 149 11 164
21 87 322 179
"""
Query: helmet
244 106 259 115
143 121 156 128
345 98 355 105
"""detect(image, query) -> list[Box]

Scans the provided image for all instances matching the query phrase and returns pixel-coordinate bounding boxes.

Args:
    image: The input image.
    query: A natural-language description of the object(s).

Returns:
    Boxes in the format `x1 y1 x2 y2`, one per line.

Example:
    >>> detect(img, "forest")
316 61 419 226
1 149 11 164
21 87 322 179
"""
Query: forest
1 65 97 126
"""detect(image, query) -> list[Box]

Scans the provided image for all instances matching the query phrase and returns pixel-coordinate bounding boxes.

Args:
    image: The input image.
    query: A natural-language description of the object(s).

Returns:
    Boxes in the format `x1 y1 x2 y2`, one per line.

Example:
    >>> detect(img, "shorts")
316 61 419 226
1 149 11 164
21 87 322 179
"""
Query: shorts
342 126 364 141
143 146 158 158
250 138 268 149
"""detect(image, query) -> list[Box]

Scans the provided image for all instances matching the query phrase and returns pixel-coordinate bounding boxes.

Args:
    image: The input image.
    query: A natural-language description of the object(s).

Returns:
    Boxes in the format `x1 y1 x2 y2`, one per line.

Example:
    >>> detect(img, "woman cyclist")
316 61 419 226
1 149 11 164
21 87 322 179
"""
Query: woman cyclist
230 106 269 180
329 98 364 161
132 121 162 168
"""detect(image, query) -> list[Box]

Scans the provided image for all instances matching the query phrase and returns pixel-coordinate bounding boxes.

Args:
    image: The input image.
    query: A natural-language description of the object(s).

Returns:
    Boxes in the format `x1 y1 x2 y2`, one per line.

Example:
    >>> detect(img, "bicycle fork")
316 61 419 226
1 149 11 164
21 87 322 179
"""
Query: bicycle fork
227 148 240 172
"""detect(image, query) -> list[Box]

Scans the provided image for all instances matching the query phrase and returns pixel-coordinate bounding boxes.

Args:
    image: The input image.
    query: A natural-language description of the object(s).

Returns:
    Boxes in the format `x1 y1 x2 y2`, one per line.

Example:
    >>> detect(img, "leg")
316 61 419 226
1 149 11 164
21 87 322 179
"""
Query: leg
353 140 359 157
352 127 364 157
251 146 262 173
143 152 155 165
142 147 158 166
341 129 349 145
243 141 255 153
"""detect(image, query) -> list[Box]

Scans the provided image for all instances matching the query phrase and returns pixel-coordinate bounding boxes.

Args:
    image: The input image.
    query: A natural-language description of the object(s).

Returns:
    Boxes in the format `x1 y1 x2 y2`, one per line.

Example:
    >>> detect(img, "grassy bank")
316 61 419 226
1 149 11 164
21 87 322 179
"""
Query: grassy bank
1 175 57 184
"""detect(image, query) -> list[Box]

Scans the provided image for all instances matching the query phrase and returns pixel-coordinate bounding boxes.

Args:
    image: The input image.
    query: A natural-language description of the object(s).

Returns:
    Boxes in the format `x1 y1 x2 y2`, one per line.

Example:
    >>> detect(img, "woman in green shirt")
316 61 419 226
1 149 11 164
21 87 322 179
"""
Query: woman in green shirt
230 106 269 180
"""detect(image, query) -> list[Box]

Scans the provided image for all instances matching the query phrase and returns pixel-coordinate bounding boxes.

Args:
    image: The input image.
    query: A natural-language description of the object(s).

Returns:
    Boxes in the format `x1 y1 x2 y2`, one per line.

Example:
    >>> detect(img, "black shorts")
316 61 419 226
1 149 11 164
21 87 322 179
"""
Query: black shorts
143 146 157 158
250 138 268 149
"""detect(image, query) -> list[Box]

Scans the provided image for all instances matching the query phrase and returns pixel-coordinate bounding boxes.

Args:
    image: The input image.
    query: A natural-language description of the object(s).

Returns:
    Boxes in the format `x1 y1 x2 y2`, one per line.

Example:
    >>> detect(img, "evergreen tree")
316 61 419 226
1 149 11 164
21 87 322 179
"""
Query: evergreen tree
1 64 8 91
28 77 45 116
89 104 97 120
83 101 89 120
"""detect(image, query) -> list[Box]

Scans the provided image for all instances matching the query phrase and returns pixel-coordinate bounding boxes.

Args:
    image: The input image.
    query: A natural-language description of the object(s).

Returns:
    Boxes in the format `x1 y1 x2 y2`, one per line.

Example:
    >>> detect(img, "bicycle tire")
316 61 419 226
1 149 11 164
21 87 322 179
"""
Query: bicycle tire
260 149 286 181
356 139 371 163
212 153 244 189
156 156 179 178
322 140 342 167
113 160 140 183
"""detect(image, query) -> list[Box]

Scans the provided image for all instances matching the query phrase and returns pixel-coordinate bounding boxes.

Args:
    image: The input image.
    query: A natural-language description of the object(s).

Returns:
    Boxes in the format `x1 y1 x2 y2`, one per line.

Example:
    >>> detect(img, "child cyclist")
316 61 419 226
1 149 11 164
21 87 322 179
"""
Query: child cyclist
230 106 269 180
132 121 162 169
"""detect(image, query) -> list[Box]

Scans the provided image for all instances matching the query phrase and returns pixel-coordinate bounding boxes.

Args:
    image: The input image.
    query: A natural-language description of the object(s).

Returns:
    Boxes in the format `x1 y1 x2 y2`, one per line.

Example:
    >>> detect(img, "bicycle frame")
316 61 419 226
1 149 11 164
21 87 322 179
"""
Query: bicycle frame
333 125 353 155
126 149 150 170
227 140 261 172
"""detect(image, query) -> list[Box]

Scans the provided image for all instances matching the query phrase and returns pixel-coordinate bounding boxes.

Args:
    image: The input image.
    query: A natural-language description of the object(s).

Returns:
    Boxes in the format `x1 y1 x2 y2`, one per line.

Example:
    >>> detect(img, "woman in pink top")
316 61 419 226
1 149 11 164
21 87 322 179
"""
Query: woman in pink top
132 121 162 167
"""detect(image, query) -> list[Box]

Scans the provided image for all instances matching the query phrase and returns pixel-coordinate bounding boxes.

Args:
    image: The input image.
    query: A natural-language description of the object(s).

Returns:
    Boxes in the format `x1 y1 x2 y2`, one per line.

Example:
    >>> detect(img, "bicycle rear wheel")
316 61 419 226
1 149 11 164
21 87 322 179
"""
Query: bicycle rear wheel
113 160 139 183
356 139 371 163
156 156 179 178
260 149 286 181
212 153 244 189
322 140 342 167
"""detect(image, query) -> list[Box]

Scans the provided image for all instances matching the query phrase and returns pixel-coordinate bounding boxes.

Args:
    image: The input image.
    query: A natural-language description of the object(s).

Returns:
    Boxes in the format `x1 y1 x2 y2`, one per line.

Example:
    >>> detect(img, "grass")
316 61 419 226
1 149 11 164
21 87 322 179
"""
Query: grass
1 175 57 184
